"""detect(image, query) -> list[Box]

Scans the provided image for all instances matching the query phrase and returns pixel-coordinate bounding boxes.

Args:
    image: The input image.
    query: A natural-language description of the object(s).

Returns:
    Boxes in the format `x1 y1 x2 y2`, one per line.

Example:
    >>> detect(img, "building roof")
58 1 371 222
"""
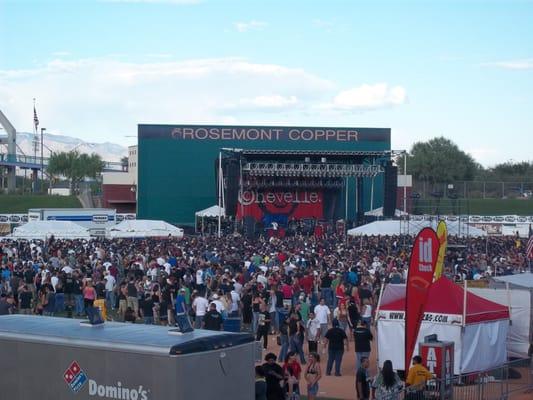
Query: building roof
0 315 253 356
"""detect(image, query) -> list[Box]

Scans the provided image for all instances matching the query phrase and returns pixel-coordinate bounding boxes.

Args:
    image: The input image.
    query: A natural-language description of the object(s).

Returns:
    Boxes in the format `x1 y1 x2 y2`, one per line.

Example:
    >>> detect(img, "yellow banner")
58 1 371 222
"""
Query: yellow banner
434 220 447 280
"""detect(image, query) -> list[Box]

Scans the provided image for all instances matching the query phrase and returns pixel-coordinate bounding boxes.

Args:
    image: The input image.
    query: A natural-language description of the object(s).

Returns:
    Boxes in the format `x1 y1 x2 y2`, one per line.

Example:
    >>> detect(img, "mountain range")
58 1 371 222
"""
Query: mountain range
11 132 128 162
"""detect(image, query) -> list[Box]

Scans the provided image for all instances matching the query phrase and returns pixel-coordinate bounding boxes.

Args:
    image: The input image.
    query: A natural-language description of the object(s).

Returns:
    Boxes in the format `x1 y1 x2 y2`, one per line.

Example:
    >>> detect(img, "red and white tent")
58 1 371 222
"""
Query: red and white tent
377 277 509 374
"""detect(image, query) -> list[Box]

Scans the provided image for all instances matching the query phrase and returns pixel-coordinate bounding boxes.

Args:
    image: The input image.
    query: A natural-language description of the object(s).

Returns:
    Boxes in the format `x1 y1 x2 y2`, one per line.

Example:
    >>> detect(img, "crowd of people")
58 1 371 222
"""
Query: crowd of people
0 233 530 399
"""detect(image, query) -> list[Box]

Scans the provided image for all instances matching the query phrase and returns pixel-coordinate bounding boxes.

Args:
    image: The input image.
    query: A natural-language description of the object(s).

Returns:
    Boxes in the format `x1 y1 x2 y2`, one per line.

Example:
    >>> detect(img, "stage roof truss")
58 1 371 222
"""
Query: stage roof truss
243 162 383 178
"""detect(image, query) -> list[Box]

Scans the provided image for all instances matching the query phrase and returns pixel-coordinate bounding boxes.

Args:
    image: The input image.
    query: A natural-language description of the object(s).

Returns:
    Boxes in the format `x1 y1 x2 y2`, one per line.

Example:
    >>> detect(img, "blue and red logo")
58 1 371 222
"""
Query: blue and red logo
64 361 88 393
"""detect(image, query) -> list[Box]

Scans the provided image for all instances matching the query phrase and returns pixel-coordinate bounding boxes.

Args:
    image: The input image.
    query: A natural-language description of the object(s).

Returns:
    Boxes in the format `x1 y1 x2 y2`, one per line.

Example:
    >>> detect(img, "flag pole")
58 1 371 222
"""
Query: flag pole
217 150 222 238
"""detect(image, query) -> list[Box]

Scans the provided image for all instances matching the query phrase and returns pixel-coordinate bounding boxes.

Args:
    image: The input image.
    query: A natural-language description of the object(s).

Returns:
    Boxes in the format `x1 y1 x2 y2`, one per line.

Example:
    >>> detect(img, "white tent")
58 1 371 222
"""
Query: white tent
364 207 408 217
347 220 487 237
195 205 226 233
468 273 533 358
377 277 509 374
8 221 91 240
106 220 183 239
195 205 226 218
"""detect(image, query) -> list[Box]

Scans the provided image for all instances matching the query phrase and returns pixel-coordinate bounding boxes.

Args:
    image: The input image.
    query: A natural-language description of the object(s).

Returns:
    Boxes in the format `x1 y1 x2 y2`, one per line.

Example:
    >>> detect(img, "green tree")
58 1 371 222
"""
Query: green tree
47 151 104 194
402 137 478 186
120 156 129 172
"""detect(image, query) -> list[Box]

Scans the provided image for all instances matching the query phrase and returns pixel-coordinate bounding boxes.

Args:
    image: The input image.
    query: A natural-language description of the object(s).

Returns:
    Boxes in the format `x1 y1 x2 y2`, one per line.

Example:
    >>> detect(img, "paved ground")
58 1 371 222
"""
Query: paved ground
257 330 532 400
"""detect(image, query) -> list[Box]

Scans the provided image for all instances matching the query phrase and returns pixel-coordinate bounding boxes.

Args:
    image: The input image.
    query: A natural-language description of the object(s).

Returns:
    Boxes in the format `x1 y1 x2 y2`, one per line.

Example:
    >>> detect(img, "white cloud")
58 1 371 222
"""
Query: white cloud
482 59 533 70
325 83 407 111
234 20 268 33
0 57 333 142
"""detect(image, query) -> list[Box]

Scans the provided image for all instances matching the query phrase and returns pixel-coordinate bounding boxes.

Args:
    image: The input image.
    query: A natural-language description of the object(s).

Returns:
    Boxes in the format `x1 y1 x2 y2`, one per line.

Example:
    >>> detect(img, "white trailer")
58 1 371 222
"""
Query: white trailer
28 208 117 236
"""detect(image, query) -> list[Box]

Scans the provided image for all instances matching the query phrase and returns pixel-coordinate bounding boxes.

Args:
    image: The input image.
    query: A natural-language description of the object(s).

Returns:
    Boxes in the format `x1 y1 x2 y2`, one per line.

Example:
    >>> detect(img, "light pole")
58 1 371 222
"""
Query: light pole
40 128 45 193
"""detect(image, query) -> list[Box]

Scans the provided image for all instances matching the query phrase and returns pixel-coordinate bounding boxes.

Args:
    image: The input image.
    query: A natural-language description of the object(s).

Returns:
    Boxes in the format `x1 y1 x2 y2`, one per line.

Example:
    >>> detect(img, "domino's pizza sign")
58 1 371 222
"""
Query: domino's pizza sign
64 361 88 393
62 360 150 399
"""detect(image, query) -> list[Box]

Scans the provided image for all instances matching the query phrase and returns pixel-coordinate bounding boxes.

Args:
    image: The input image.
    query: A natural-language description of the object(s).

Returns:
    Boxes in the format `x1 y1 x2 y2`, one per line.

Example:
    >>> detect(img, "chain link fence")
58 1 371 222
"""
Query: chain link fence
412 181 533 200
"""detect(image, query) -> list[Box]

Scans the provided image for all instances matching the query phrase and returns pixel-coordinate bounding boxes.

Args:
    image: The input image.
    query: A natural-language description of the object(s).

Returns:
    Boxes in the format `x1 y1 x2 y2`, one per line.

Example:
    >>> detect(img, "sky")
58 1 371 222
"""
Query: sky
0 0 532 166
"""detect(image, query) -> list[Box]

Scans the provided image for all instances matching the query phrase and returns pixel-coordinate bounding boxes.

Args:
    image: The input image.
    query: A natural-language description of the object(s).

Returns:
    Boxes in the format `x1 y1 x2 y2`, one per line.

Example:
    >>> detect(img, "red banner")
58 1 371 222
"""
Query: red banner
236 189 323 222
405 227 440 372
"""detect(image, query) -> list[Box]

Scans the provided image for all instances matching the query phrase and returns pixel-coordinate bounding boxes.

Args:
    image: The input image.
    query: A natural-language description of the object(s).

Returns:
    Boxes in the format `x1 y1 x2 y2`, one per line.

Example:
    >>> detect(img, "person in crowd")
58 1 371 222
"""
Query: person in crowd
304 352 322 400
354 319 373 370
283 351 302 399
306 311 321 353
141 292 154 324
324 318 349 376
252 292 264 334
313 298 331 344
255 365 267 400
278 310 290 362
82 279 96 315
18 285 33 315
175 288 193 333
361 298 372 327
406 355 433 399
262 353 285 400
0 293 16 315
126 278 139 319
372 360 403 400
203 302 223 331
288 309 306 364
334 300 350 334
256 302 271 350
192 291 208 329
356 356 371 400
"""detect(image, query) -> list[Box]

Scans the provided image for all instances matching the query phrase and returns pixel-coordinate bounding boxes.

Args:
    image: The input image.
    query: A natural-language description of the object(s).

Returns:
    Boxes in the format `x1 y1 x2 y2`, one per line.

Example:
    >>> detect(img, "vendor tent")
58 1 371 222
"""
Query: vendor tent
348 220 487 237
377 277 509 374
106 220 183 239
468 273 533 358
8 221 91 240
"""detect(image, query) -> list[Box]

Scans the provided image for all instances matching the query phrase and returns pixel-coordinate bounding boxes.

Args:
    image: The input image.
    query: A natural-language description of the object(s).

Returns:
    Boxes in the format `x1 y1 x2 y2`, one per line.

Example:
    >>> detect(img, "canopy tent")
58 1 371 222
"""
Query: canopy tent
106 220 183 239
364 207 408 217
347 220 487 237
7 221 91 240
195 205 226 218
377 277 509 374
468 273 533 358
195 205 226 233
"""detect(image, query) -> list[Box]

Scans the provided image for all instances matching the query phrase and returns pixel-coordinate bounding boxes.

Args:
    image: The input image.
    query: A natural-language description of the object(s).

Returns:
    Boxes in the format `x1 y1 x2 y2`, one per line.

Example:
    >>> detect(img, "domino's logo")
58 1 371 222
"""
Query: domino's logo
64 361 88 393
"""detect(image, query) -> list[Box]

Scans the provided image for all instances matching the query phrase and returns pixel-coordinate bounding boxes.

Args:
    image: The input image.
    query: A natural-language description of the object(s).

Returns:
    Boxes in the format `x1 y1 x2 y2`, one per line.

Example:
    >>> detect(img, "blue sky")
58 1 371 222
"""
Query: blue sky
0 0 532 166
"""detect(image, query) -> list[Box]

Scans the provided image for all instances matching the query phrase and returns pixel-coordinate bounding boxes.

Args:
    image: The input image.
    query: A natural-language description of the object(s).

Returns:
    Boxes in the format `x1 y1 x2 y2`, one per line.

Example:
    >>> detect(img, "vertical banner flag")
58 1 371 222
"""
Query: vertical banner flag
434 221 448 280
405 227 440 372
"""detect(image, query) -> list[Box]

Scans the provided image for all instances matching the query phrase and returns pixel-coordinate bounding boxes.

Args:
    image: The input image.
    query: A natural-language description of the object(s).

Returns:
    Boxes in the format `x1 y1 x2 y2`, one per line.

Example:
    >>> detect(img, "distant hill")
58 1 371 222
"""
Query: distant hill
14 132 128 162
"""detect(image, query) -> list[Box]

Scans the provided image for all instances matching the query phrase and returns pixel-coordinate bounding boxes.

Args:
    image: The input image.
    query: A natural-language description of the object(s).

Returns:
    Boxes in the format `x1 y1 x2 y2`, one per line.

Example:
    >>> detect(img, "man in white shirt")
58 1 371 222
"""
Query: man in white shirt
314 298 331 339
104 272 116 311
192 294 209 329
306 311 321 353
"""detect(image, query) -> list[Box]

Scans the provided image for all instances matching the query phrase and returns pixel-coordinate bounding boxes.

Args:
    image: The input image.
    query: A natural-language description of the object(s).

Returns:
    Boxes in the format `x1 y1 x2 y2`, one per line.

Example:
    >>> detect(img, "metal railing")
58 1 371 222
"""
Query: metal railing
388 358 533 400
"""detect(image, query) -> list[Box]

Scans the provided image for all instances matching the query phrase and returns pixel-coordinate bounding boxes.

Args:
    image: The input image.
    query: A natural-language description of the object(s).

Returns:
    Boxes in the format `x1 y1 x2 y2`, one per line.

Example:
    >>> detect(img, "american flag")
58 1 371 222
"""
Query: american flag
33 105 39 131
527 225 533 260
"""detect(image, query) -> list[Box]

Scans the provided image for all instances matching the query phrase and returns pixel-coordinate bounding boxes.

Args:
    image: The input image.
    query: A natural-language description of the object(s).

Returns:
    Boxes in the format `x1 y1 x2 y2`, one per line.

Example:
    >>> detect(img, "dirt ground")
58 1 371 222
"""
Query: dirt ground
258 331 532 400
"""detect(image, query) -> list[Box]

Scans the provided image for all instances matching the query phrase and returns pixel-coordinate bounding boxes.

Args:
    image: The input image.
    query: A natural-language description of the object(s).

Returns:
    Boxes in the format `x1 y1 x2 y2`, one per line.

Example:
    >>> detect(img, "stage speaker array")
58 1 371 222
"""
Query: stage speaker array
243 216 256 238
383 162 398 218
